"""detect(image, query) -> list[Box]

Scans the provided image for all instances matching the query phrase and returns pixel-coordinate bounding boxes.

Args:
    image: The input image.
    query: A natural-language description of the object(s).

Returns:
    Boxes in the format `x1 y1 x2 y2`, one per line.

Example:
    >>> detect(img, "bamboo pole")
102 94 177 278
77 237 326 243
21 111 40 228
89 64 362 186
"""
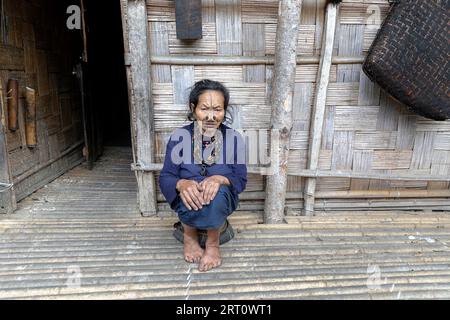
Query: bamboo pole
303 1 340 216
150 55 365 65
126 0 157 217
6 79 18 131
157 189 450 202
0 80 16 214
132 163 450 181
264 0 302 224
24 87 37 148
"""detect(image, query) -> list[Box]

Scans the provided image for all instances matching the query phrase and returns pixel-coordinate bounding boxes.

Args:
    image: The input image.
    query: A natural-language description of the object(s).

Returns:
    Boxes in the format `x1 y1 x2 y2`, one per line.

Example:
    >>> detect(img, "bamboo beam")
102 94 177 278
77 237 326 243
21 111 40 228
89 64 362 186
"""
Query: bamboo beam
157 189 450 202
150 55 365 65
303 1 339 216
132 163 450 181
291 169 450 181
264 0 302 224
0 80 16 214
126 0 157 217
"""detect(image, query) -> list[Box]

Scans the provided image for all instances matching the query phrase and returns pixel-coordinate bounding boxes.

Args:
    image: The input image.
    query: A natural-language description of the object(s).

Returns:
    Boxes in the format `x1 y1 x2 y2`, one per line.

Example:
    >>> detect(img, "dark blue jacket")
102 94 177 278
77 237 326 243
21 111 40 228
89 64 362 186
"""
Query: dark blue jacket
159 122 247 210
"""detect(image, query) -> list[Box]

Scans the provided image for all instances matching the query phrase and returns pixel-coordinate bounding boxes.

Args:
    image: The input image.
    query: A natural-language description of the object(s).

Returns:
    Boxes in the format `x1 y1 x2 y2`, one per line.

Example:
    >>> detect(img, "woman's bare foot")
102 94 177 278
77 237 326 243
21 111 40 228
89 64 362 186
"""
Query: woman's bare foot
199 229 222 272
183 223 204 263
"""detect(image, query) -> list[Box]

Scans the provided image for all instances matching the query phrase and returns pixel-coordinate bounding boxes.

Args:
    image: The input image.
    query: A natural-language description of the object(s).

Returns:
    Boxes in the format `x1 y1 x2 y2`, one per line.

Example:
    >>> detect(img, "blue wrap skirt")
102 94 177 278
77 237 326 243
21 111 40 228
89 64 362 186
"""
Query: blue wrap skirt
173 185 239 230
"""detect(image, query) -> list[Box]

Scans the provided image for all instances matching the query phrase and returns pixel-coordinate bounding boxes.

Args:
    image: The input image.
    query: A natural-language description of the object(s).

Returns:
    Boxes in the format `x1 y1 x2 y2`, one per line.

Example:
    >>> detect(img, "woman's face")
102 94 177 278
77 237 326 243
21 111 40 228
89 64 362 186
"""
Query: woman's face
193 90 225 134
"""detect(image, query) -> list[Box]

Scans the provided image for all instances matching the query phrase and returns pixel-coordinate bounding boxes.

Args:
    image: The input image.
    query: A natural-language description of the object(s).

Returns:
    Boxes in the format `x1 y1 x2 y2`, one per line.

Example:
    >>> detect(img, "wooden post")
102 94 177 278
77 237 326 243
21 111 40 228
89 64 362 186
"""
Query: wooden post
264 0 302 224
125 0 157 216
0 81 16 214
303 2 339 216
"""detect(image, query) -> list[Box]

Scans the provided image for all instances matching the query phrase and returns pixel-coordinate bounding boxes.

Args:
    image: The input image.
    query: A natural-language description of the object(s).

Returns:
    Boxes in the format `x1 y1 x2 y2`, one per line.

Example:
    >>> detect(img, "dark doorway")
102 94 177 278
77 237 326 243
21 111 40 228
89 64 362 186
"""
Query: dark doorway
83 0 131 149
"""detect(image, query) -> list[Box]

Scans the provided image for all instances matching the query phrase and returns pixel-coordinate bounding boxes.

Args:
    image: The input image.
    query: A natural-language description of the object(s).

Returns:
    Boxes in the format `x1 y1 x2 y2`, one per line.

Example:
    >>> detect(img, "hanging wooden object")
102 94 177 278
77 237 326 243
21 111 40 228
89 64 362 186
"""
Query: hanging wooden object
24 87 37 148
175 0 202 40
6 79 18 131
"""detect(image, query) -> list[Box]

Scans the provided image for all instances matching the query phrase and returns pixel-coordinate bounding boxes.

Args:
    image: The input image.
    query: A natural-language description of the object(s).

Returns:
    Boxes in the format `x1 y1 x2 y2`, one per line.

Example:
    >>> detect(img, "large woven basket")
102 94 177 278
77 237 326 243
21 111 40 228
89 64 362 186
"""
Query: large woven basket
363 0 450 121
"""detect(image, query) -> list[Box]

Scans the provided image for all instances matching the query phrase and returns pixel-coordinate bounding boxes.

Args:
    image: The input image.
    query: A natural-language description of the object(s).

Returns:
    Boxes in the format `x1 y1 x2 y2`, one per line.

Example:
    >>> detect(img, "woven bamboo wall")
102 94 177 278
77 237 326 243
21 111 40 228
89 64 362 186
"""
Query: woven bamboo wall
124 0 450 211
0 0 84 201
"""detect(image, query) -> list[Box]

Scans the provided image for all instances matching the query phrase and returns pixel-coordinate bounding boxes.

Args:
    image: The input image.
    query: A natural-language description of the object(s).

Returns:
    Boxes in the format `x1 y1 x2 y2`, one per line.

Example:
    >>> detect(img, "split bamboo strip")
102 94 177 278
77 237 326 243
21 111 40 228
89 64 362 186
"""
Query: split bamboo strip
304 2 348 216
264 0 302 224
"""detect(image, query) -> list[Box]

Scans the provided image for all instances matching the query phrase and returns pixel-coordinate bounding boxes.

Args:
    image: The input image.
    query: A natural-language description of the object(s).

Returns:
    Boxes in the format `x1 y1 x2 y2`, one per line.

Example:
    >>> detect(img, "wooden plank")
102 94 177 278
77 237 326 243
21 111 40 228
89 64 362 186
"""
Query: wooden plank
126 0 157 216
302 1 338 215
174 0 202 40
0 80 16 214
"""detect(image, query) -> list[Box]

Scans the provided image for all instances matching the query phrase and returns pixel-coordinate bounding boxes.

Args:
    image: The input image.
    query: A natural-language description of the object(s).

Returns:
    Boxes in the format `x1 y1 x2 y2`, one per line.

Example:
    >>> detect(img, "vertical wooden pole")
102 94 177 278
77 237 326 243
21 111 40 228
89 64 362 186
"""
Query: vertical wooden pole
126 0 157 216
264 0 302 224
303 2 339 216
80 0 88 63
0 81 16 214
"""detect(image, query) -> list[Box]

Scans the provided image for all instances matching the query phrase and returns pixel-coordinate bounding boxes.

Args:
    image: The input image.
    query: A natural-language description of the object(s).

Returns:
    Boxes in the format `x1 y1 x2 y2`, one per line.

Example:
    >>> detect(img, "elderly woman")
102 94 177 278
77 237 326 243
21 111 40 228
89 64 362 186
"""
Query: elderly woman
159 79 247 272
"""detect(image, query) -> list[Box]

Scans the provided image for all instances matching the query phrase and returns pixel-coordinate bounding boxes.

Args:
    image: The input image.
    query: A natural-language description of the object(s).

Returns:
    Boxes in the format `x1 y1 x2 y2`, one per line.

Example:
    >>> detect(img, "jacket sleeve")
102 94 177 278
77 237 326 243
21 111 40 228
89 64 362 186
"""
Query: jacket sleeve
222 130 247 195
159 136 181 207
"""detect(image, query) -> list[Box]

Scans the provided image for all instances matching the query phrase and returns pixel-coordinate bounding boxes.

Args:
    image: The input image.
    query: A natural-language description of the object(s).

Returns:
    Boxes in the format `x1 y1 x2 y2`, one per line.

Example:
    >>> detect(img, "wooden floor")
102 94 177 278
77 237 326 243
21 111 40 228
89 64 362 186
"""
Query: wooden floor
1 146 450 299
